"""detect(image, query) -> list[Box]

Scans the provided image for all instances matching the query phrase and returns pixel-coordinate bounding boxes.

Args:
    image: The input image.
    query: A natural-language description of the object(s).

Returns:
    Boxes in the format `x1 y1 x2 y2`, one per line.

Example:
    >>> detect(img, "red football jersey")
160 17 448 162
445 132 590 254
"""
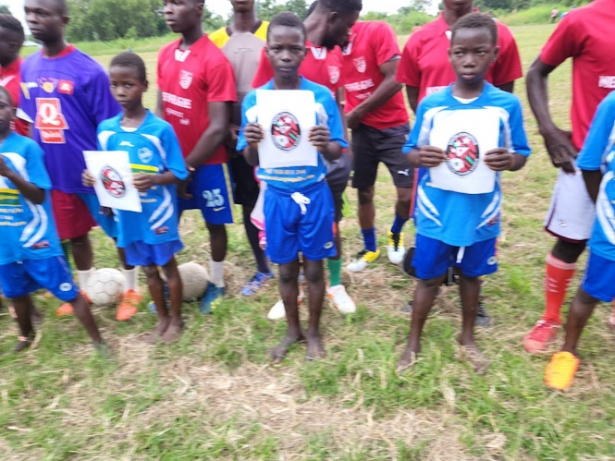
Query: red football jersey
251 40 343 94
341 21 409 130
157 35 237 164
1 58 29 136
540 0 615 150
396 13 522 104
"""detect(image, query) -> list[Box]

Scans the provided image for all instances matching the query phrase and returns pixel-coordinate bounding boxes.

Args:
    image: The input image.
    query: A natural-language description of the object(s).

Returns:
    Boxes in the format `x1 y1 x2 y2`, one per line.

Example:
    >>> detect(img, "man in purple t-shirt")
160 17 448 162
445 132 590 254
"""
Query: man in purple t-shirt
19 0 140 319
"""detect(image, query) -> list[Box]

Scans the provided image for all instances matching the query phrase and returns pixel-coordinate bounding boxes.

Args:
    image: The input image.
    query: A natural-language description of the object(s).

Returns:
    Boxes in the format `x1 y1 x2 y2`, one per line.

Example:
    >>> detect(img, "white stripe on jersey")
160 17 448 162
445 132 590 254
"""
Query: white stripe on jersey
143 134 168 166
0 153 49 248
416 185 442 227
597 171 615 244
149 187 174 231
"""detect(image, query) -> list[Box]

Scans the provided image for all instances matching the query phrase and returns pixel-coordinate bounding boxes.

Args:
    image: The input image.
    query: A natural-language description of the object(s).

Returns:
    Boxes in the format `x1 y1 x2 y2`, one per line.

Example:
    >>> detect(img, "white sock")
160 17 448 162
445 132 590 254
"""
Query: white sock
210 261 224 287
123 267 139 292
77 268 95 289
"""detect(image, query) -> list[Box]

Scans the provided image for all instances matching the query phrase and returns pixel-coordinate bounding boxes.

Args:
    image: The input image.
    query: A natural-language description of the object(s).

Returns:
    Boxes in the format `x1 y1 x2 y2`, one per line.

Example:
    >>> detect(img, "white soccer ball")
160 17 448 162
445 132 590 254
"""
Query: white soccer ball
178 262 209 301
85 268 125 306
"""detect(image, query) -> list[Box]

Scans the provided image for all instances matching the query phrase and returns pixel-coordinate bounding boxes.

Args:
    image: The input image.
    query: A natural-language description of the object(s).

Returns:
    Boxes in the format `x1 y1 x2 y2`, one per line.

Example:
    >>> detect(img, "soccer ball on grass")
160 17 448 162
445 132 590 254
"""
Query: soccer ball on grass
85 268 125 306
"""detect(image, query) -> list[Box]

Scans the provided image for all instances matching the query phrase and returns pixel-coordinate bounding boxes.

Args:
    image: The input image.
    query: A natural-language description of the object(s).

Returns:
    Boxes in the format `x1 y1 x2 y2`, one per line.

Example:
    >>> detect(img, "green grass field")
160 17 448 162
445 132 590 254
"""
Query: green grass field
2 23 615 460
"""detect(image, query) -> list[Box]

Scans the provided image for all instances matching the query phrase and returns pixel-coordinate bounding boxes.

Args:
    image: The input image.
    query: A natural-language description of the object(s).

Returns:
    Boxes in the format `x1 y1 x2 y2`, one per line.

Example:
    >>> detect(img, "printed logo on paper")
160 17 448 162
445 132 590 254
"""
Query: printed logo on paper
445 132 480 176
100 166 126 198
271 112 301 151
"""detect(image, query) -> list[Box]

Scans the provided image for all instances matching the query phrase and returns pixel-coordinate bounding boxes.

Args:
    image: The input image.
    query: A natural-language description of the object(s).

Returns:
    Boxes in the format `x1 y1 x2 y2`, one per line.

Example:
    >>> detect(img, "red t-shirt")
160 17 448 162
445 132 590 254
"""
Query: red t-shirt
341 21 409 130
1 58 29 136
396 13 522 103
157 35 237 164
540 0 615 150
251 40 343 94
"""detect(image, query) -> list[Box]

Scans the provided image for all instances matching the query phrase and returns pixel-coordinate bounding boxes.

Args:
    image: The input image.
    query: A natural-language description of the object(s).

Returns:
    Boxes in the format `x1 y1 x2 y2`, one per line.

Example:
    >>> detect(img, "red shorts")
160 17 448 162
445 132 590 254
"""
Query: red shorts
51 190 97 239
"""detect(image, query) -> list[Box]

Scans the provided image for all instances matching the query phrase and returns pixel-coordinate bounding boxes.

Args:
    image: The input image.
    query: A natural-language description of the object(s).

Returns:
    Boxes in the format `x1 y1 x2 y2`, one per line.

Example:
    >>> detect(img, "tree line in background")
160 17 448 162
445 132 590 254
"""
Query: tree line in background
0 0 593 42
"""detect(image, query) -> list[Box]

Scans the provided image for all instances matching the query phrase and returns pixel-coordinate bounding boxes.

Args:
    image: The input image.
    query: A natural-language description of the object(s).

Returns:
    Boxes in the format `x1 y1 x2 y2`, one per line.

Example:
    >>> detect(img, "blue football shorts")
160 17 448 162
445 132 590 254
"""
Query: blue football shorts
178 163 236 225
581 250 615 302
124 240 183 267
0 256 79 301
412 234 498 280
264 181 337 265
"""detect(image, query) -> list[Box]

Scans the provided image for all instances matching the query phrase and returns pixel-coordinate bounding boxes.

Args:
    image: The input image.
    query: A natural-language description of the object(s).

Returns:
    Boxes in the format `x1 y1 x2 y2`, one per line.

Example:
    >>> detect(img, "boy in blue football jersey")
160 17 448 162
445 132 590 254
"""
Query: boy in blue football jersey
545 91 615 390
0 86 103 351
83 53 189 343
237 13 347 363
398 13 531 372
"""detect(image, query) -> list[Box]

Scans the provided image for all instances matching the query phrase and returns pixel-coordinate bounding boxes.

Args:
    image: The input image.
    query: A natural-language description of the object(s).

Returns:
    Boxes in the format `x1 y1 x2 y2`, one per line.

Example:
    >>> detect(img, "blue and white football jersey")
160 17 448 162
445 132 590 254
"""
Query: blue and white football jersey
0 132 62 264
404 83 531 247
237 77 348 191
97 110 189 247
577 91 615 262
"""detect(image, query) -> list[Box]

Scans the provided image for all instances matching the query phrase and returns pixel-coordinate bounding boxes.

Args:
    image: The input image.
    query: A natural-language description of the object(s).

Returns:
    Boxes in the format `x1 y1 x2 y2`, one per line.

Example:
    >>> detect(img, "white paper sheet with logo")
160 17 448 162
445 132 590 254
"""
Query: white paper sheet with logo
84 150 142 212
255 89 317 169
428 108 498 194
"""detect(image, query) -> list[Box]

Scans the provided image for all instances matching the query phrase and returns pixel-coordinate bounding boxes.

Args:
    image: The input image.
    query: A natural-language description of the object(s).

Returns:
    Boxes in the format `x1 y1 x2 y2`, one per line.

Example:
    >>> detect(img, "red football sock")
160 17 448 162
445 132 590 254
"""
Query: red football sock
544 254 576 324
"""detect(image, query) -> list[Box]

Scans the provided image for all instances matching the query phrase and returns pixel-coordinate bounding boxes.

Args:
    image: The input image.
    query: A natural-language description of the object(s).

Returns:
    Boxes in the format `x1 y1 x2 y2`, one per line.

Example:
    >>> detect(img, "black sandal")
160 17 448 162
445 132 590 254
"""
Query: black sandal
15 333 34 352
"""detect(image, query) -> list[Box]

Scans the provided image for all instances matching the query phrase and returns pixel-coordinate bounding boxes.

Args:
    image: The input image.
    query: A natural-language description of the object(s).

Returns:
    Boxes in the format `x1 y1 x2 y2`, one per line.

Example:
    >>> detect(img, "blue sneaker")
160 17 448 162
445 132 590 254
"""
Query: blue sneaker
200 282 225 314
241 271 274 296
148 284 170 313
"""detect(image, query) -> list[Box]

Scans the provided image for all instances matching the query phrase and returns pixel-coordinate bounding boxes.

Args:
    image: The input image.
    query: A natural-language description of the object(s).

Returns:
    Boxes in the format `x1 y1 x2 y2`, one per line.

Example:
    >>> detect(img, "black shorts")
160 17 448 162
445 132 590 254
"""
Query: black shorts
351 123 414 190
230 150 259 208
326 152 352 223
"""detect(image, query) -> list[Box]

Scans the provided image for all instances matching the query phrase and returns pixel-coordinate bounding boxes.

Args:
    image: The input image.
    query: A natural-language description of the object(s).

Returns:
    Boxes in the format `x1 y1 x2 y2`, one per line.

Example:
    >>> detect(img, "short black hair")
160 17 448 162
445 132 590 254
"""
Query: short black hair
110 52 147 83
451 12 498 45
267 12 307 42
0 14 25 46
319 0 363 16
0 85 13 107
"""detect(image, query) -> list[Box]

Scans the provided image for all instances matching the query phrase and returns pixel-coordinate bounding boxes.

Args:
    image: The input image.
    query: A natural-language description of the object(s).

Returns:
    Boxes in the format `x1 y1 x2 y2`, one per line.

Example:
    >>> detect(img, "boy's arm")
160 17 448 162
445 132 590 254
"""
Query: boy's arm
0 156 45 204
184 102 232 168
346 58 403 130
582 170 602 204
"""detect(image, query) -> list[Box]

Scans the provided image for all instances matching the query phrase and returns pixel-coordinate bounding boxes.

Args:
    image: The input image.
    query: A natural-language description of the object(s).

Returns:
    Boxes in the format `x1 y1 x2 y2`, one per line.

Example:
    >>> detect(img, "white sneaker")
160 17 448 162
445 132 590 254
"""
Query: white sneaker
327 285 356 314
346 249 381 272
387 231 405 264
267 288 305 320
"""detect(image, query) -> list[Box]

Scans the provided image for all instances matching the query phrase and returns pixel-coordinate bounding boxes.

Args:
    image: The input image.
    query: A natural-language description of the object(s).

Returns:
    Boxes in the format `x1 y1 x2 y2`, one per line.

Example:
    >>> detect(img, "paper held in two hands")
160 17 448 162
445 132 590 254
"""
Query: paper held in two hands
255 89 318 169
428 109 499 195
83 150 142 212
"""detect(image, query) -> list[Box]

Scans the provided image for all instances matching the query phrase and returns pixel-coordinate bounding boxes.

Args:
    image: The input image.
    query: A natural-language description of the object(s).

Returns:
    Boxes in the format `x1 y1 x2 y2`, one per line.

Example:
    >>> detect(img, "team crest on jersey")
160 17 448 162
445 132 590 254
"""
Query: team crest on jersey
353 57 366 73
35 98 69 144
179 70 193 90
329 66 340 85
271 112 301 151
38 78 58 93
58 80 74 95
100 166 126 198
138 147 153 163
446 132 480 176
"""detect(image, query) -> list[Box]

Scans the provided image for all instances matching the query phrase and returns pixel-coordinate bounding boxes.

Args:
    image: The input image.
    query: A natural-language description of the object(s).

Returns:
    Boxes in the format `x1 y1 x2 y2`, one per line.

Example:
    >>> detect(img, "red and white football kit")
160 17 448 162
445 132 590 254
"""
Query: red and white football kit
541 0 615 241
251 40 343 95
0 58 29 136
342 21 408 130
396 12 522 103
157 35 237 165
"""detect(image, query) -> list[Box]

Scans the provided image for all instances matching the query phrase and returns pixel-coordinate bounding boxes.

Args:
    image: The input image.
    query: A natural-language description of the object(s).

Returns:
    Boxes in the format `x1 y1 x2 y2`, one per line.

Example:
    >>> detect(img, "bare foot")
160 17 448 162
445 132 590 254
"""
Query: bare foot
306 334 325 361
397 346 418 370
161 320 184 344
15 333 34 353
144 317 170 344
459 340 489 374
270 333 305 364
